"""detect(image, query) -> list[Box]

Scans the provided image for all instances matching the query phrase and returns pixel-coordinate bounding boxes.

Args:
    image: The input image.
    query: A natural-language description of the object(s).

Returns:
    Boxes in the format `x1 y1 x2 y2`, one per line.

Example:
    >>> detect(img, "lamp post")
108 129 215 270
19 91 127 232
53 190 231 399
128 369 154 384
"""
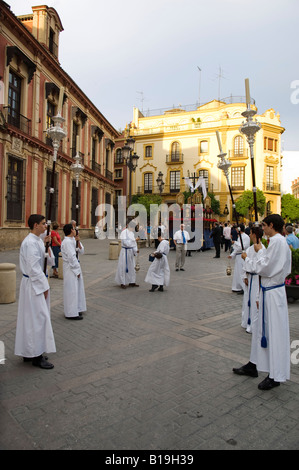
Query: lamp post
216 130 244 251
44 110 67 273
71 152 84 258
122 136 139 206
156 171 165 196
240 78 261 227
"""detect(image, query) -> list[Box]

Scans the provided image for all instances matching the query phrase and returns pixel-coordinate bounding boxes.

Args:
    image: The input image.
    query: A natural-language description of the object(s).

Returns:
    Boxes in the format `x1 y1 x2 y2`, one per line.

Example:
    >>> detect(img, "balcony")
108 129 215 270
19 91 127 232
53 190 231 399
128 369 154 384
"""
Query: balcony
263 183 281 192
166 153 184 164
137 184 181 195
3 106 31 135
231 185 245 191
105 169 113 181
91 160 101 174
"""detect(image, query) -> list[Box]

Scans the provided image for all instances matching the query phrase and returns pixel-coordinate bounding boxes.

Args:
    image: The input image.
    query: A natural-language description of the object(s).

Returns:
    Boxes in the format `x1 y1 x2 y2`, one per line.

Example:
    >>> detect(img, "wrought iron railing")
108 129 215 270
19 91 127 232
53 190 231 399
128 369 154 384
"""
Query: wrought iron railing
263 183 280 192
91 160 101 174
166 153 184 163
3 106 31 135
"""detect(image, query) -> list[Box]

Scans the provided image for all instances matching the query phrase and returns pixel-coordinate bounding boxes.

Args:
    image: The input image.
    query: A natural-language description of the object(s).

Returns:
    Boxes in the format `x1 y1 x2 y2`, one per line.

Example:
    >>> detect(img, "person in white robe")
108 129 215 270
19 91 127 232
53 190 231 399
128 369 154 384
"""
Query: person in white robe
233 225 265 378
228 224 250 293
241 214 291 390
61 224 86 320
241 228 266 333
15 214 56 369
145 234 170 291
115 222 139 289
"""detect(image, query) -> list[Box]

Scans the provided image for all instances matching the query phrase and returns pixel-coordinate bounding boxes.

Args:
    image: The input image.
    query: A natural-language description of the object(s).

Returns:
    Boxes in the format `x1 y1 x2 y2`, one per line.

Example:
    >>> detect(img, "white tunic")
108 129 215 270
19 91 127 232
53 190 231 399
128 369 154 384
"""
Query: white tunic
244 234 291 382
61 237 86 318
15 233 56 357
145 239 170 286
231 232 250 291
115 228 138 285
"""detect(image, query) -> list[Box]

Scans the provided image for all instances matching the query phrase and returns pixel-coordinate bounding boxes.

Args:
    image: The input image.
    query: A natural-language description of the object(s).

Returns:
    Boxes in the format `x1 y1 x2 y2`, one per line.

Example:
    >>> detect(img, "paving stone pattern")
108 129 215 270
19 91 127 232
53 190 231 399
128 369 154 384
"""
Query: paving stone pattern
0 239 298 450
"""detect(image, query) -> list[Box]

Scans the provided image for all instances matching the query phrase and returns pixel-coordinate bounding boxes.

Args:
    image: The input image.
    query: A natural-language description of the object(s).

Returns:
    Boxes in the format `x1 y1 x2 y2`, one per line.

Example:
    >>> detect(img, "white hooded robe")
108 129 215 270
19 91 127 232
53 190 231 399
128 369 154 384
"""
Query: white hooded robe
231 232 250 291
115 228 138 285
145 239 170 287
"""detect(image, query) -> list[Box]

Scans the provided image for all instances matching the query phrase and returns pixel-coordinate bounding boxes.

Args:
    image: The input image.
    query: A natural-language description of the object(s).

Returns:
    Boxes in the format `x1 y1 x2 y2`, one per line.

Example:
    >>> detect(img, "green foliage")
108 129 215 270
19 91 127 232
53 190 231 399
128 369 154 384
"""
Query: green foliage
281 193 299 222
286 248 299 285
131 194 162 217
235 189 266 219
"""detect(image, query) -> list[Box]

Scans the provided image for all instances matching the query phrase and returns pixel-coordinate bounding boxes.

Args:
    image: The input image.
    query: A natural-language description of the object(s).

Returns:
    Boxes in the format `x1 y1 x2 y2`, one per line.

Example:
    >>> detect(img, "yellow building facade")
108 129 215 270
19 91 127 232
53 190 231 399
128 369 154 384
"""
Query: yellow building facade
129 98 284 221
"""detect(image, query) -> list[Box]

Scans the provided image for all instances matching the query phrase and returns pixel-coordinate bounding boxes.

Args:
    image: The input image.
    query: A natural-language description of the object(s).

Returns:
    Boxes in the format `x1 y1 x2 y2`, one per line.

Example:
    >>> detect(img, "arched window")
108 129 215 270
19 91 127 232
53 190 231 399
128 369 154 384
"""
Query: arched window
234 136 244 157
171 142 180 161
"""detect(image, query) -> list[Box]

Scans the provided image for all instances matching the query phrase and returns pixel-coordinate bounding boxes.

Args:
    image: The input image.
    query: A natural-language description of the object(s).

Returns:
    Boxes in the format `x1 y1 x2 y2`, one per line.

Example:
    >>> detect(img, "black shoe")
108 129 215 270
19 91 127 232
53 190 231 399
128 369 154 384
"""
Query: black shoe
129 283 139 287
32 355 54 369
65 315 83 320
258 375 280 390
158 286 164 291
23 357 33 362
175 268 179 271
233 362 258 377
213 256 220 258
121 284 126 289
180 268 185 271
149 285 158 292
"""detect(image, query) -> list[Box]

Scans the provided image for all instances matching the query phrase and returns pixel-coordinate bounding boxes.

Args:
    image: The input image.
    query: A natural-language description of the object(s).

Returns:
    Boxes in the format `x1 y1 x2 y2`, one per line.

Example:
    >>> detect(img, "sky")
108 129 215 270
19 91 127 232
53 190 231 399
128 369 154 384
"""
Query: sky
7 0 299 151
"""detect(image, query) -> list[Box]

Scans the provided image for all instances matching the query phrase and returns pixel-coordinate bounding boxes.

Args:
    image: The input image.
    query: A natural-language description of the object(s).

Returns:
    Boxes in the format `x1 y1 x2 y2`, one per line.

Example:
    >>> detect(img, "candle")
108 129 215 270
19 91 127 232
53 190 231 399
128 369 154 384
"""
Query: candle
245 78 250 107
58 86 64 112
216 130 223 153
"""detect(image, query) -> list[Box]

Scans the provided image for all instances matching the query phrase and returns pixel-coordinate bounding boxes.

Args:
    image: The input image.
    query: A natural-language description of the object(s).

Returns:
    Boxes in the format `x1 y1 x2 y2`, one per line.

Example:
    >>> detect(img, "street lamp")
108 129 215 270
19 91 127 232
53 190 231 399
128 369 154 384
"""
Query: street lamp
122 136 139 206
240 78 261 227
216 130 244 251
71 151 84 258
156 171 165 195
223 204 229 216
44 110 67 273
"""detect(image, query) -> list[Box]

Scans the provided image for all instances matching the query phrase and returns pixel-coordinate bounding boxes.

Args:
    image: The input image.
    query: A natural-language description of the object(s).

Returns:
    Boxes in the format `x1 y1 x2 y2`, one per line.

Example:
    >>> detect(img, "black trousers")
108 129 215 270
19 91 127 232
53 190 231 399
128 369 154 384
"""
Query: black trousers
214 242 220 257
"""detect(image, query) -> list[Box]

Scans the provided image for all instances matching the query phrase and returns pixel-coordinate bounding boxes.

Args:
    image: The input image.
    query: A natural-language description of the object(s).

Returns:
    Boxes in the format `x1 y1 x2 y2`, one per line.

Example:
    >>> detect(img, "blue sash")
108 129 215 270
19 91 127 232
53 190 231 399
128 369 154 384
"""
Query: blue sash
260 283 285 348
123 246 134 273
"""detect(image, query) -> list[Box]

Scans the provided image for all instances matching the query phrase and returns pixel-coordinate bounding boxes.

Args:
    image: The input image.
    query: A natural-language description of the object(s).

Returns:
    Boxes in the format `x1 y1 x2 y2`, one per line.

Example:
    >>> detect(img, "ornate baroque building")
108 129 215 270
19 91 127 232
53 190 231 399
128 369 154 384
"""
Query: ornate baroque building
0 2 119 249
129 98 284 220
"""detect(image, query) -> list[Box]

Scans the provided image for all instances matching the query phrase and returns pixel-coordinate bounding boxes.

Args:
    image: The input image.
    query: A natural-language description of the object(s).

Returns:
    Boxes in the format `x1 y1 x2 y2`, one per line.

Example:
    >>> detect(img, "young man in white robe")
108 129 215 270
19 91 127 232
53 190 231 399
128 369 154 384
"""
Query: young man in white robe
15 214 56 369
228 224 250 293
240 214 291 390
145 233 170 292
115 222 139 289
233 225 265 378
241 226 265 333
61 223 86 320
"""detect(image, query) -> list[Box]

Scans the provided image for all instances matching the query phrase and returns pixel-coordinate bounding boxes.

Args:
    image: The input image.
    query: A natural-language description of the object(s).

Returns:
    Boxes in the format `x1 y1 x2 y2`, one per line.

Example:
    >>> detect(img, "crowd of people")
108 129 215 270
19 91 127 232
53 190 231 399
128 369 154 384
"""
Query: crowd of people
14 213 297 393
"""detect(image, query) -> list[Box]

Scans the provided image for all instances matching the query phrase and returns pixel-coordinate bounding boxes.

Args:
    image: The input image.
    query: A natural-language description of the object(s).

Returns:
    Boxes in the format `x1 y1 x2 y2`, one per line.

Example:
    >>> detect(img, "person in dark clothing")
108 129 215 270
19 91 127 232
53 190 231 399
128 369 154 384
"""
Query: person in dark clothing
210 222 221 258
231 224 238 242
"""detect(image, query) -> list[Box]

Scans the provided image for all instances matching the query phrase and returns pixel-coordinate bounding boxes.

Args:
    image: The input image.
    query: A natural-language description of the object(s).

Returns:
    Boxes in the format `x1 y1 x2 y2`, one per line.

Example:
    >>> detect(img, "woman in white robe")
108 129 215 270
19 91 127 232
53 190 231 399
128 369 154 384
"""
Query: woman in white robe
145 237 170 291
242 215 291 390
15 214 56 369
61 224 86 319
229 228 250 292
115 225 139 288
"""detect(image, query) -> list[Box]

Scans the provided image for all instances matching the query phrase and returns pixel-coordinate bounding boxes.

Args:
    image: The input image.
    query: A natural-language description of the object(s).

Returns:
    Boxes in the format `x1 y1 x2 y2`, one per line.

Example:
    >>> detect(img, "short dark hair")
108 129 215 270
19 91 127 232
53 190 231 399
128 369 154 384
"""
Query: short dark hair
28 214 45 230
63 223 73 236
52 221 59 230
250 225 264 240
239 223 245 232
262 214 284 234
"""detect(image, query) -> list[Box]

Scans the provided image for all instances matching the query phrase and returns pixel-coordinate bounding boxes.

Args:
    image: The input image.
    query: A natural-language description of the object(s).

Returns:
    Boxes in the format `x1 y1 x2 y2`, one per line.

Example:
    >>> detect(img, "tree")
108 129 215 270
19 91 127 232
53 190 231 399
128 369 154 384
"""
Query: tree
131 194 162 218
281 193 299 222
235 189 266 220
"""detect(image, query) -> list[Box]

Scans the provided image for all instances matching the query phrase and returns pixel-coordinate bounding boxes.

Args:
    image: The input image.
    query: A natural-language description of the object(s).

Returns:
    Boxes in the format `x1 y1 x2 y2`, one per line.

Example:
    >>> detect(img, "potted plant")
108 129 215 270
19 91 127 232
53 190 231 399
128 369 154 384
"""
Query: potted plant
285 248 299 303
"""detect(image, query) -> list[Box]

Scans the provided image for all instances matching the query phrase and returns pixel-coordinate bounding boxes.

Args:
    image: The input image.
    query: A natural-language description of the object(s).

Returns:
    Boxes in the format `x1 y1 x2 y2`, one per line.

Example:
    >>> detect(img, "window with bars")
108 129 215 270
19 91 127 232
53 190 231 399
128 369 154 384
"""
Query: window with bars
234 136 244 156
46 101 56 145
144 173 153 193
145 145 152 158
7 155 24 221
170 171 180 192
115 148 123 164
45 170 58 222
198 169 209 188
72 122 79 158
91 187 98 226
266 166 274 190
231 167 245 190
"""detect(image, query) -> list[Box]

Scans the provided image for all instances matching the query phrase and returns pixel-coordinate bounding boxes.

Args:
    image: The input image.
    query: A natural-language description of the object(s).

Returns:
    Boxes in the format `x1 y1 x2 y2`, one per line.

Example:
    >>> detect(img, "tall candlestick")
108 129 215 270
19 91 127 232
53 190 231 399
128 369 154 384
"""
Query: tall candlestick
216 130 223 153
245 78 250 107
58 86 64 112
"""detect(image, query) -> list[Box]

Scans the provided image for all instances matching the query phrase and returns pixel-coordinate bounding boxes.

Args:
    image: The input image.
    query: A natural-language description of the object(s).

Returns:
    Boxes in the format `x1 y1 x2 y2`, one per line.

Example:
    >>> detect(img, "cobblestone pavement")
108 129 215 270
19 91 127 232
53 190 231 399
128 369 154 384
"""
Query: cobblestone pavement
0 238 298 450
